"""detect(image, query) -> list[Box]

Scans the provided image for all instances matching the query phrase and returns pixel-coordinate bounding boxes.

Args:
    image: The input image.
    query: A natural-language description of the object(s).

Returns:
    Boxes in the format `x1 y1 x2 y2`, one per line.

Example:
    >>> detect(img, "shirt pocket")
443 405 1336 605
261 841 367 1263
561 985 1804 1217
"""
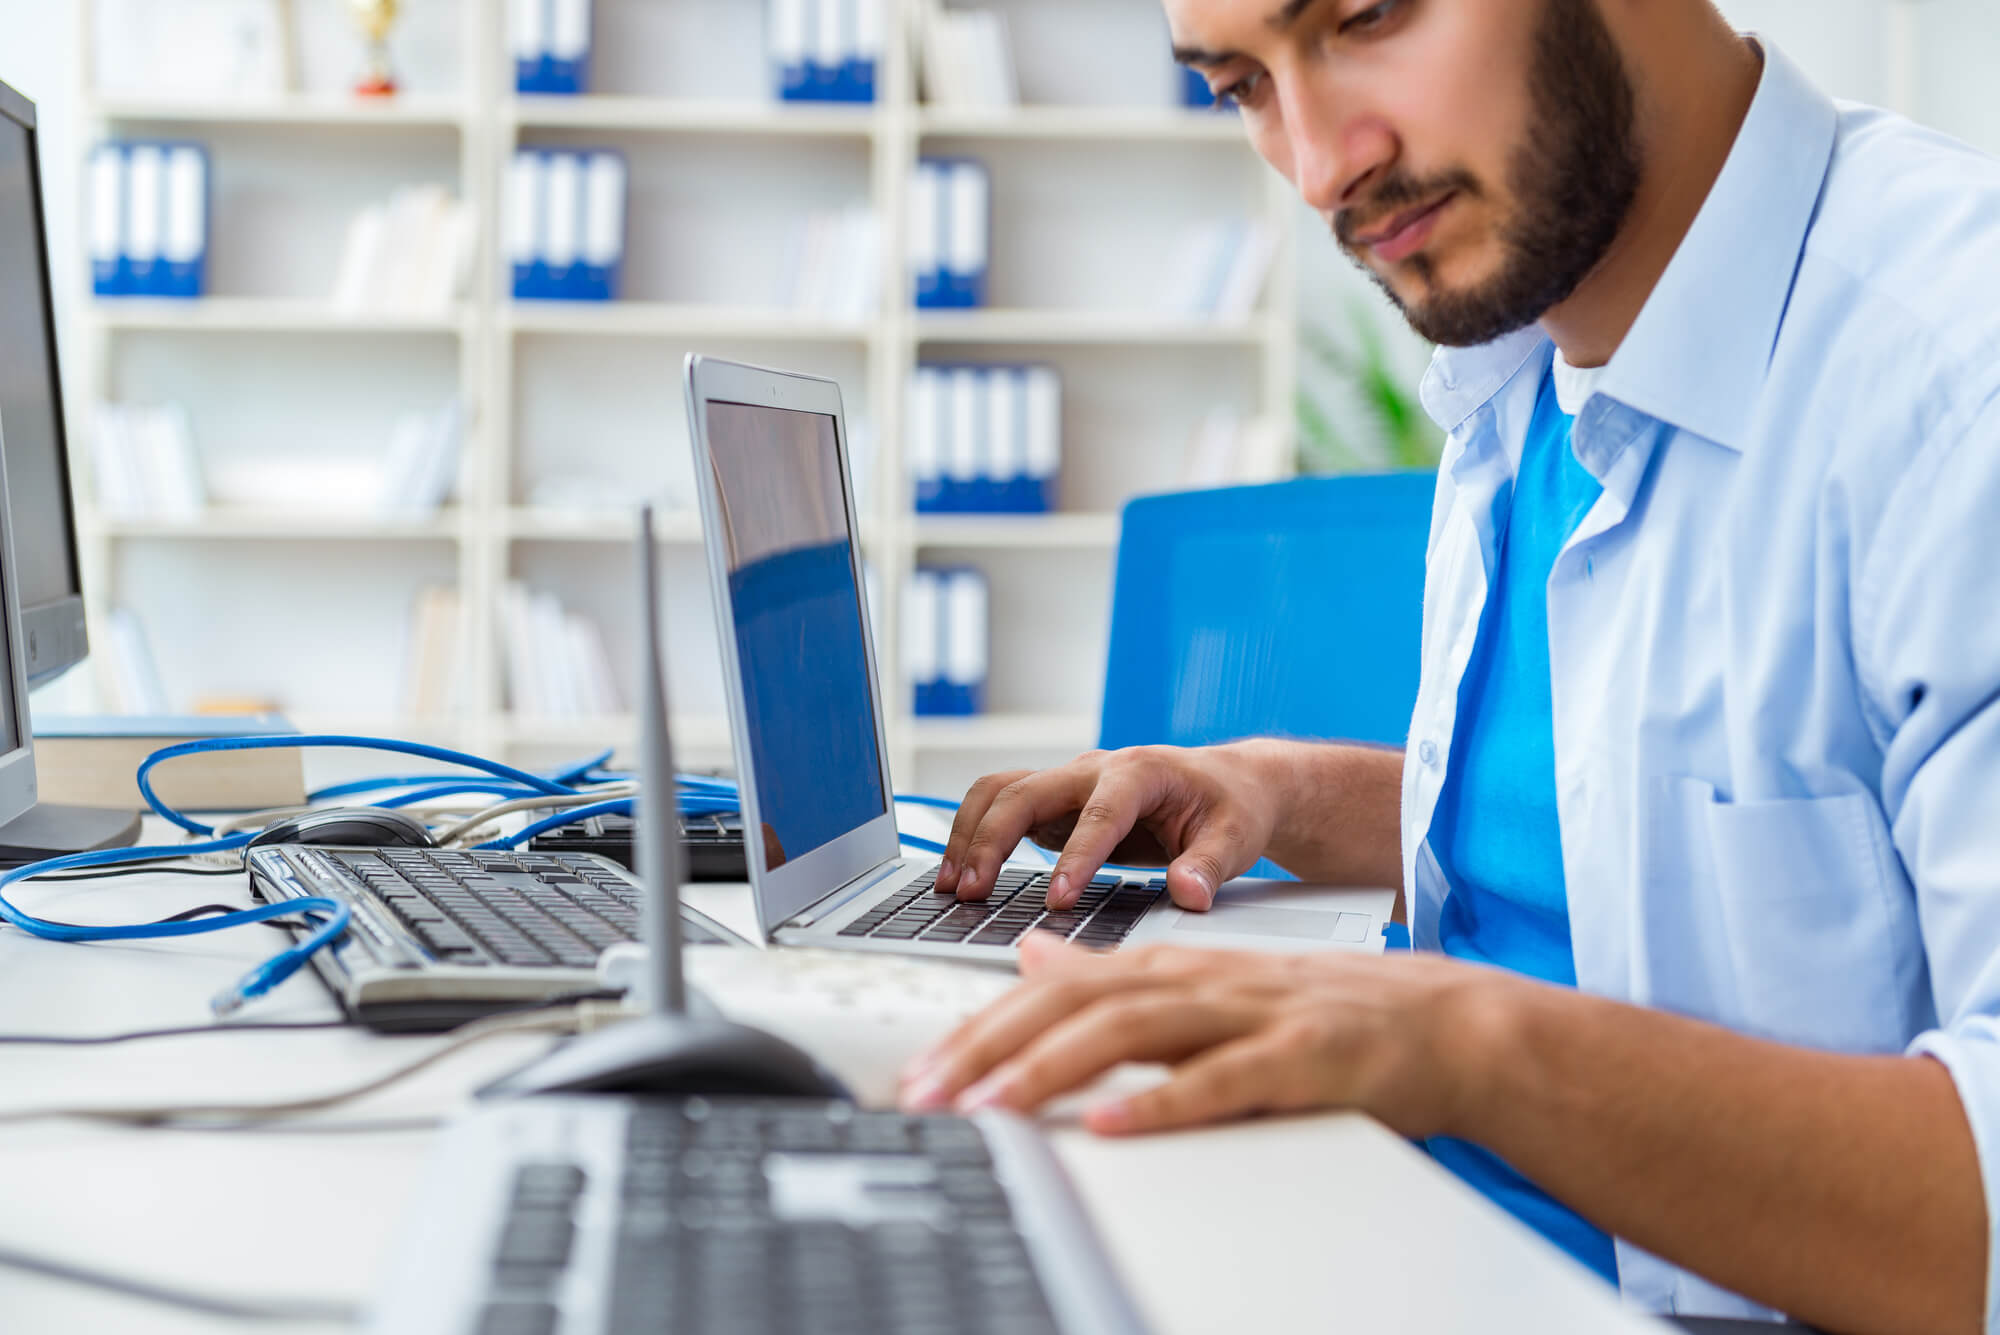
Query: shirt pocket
1639 777 1916 1052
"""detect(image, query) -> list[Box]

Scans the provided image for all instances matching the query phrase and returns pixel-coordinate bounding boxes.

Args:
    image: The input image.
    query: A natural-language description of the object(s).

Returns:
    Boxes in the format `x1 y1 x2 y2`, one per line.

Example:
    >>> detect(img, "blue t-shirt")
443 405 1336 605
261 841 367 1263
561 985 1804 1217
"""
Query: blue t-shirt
1423 364 1618 1284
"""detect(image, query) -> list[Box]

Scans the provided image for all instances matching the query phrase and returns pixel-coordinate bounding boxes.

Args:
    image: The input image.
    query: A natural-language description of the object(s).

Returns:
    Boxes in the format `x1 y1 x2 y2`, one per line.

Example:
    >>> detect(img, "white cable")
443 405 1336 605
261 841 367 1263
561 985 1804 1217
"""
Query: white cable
0 1244 362 1323
433 784 638 848
209 805 316 837
0 1002 629 1128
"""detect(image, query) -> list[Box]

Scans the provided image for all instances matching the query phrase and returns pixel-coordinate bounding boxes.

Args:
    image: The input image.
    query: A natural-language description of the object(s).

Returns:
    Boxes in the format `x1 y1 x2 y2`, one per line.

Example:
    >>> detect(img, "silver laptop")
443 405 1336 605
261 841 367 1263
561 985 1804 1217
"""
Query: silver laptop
684 354 1395 964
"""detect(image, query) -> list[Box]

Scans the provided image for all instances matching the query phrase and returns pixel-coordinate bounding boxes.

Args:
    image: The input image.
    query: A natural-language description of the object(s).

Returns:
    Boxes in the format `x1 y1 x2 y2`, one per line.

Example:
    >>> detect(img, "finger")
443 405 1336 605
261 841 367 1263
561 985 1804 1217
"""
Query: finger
956 768 1095 902
1017 932 1098 977
954 991 1264 1116
899 968 1137 1111
1044 767 1156 909
1163 812 1259 911
1085 1029 1323 1135
939 770 1030 896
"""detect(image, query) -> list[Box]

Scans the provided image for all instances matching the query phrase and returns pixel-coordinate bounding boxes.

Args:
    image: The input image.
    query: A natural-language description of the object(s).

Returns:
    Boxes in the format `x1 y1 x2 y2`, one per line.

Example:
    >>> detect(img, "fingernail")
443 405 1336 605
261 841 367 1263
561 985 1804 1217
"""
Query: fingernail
938 859 957 887
1085 1099 1133 1133
955 1069 1014 1113
901 1071 950 1111
1048 872 1070 905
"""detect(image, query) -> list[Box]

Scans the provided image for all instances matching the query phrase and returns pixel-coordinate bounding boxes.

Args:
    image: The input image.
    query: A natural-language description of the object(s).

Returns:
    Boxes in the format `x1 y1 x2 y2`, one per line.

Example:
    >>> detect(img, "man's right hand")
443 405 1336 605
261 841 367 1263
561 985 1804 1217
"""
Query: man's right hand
936 742 1301 912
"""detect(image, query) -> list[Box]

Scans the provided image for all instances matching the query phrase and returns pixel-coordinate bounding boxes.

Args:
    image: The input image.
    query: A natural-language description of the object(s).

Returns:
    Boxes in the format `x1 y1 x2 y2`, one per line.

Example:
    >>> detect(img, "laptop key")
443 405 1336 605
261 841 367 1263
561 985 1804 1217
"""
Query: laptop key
474 1303 558 1335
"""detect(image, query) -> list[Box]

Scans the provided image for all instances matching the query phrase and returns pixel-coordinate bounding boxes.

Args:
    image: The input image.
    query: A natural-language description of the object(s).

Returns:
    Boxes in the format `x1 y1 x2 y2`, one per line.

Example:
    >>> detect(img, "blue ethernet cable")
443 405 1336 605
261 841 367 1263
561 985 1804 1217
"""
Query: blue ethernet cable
306 748 616 803
479 799 636 851
138 735 580 837
0 837 353 1016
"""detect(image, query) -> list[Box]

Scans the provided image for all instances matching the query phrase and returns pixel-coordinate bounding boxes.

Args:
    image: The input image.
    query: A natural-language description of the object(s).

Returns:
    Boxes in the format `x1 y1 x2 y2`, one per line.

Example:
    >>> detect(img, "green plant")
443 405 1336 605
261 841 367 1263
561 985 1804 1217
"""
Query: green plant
1295 301 1442 473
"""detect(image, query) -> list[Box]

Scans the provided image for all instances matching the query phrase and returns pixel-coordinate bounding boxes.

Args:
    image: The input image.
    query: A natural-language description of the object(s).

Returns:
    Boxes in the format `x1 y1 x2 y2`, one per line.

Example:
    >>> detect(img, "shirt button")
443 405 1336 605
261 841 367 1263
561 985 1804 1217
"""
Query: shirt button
1418 740 1440 768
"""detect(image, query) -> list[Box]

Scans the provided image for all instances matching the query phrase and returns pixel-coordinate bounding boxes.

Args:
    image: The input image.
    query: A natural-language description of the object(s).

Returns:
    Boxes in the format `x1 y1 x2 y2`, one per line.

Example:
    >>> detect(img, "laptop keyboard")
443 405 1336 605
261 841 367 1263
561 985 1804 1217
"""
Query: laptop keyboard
475 1099 1062 1335
324 847 723 968
838 867 1167 949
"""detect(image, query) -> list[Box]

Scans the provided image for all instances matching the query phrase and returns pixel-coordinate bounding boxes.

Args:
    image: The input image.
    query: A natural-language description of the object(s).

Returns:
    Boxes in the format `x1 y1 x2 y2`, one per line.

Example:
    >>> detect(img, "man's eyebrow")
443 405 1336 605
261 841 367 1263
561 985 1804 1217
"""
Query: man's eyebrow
1171 0 1332 66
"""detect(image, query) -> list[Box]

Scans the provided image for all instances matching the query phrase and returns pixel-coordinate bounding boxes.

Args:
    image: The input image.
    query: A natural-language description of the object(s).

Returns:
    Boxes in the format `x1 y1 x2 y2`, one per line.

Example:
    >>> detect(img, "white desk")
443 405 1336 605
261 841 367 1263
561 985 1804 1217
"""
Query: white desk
0 858 1669 1335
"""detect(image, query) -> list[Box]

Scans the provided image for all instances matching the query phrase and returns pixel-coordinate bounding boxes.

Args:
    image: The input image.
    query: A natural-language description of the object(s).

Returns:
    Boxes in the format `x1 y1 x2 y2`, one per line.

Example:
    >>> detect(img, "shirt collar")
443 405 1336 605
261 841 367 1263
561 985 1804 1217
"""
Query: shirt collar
1419 39 1839 451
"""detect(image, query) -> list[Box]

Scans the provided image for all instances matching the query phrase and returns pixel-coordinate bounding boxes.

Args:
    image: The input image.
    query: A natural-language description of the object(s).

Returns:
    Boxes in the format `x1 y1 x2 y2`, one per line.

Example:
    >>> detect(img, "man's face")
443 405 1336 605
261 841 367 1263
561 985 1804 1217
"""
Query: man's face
1169 0 1642 347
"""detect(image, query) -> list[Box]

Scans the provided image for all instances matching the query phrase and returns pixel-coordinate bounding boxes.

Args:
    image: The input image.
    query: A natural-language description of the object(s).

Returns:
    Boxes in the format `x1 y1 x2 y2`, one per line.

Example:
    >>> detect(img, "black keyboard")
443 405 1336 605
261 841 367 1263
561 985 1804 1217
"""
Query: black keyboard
528 810 751 883
322 847 728 969
839 868 1167 949
477 1099 1066 1335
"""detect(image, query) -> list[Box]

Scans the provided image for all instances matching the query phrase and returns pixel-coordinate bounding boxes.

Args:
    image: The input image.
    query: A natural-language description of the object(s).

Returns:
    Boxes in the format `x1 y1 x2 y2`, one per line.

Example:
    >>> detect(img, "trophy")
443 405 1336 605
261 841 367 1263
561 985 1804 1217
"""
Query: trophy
348 0 401 97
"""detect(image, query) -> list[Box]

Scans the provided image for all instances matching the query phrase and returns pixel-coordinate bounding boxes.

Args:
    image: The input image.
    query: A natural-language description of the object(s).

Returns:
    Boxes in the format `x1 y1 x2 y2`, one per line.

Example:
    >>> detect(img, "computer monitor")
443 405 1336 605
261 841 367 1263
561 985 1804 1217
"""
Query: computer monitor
0 78 87 688
0 410 43 834
0 76 139 862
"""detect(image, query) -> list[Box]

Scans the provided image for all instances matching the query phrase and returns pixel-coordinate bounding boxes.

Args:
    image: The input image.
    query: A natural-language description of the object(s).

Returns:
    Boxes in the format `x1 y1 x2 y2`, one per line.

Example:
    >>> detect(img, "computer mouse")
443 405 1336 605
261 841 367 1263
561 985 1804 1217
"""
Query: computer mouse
245 806 438 853
479 1013 852 1102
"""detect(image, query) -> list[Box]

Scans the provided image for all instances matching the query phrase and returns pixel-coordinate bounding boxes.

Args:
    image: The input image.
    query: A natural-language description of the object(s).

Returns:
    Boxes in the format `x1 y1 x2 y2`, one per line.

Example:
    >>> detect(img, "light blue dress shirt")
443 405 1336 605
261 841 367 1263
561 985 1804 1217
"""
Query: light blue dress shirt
1401 39 2000 1325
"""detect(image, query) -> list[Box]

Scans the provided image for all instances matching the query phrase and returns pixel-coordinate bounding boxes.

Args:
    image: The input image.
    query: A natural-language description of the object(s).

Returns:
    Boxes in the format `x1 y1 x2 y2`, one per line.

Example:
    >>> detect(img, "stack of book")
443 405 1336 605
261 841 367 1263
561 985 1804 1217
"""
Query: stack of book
910 157 989 309
88 141 208 299
1179 409 1292 490
769 0 886 103
1157 220 1278 320
329 185 476 318
916 4 1017 107
904 567 990 716
907 364 1060 513
89 401 205 521
780 207 880 320
377 398 464 519
508 149 627 301
500 584 622 719
102 607 171 715
511 0 594 94
399 586 463 719
33 714 306 813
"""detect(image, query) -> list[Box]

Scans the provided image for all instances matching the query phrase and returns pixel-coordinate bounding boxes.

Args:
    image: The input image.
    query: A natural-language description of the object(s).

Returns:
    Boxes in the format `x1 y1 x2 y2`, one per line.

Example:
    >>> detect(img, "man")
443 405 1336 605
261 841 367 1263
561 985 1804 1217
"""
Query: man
896 1 2000 1331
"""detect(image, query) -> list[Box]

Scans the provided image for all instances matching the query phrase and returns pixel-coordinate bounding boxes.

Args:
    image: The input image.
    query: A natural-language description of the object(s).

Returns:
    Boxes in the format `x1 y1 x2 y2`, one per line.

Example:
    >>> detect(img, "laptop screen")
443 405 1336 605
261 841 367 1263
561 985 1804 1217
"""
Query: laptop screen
703 398 887 871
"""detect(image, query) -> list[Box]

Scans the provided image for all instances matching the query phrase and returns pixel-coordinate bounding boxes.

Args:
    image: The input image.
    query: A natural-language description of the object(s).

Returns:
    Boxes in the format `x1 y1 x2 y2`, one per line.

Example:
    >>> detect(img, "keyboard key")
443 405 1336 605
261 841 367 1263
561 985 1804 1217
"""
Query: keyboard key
474 1302 558 1335
511 1163 586 1204
495 1212 575 1269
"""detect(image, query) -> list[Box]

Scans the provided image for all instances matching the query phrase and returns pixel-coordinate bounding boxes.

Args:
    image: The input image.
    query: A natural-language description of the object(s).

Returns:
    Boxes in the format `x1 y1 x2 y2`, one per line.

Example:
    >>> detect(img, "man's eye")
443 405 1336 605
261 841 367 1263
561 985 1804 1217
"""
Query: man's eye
1215 71 1265 108
1340 0 1404 35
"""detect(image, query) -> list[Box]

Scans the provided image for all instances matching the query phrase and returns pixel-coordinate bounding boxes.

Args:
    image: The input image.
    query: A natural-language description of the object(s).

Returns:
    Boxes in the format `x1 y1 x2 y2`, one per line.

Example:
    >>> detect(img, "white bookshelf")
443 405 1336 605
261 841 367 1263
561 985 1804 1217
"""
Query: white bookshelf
70 0 1296 798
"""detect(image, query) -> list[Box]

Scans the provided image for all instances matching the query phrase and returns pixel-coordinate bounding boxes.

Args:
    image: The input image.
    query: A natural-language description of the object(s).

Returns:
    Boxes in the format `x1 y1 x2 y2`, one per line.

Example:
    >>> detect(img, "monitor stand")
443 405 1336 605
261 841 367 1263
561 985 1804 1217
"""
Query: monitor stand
0 802 143 865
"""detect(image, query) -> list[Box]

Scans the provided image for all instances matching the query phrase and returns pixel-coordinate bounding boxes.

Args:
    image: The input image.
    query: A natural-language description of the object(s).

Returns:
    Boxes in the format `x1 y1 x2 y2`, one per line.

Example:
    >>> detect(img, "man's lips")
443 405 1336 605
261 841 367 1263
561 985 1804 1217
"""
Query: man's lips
1352 192 1456 264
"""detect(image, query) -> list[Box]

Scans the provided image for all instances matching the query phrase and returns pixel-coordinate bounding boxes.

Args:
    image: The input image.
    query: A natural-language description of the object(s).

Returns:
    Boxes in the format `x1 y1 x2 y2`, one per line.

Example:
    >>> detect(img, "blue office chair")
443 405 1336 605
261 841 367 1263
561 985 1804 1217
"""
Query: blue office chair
1097 471 1435 901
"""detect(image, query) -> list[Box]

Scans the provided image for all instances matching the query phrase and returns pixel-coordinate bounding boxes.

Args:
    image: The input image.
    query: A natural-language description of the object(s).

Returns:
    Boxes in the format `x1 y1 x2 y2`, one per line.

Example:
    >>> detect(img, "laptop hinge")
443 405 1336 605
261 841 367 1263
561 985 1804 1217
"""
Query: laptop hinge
786 861 907 930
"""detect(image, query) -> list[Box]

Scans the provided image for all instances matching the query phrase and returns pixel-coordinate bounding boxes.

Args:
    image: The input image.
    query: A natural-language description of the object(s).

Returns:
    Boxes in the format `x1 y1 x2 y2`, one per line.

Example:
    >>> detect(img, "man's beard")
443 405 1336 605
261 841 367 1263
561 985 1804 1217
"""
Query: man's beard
1335 0 1643 348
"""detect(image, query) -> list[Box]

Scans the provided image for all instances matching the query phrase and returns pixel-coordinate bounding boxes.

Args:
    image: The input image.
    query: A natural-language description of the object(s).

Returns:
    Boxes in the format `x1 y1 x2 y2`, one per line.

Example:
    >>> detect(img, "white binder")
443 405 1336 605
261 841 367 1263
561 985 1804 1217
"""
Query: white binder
543 152 582 275
580 151 626 294
946 367 983 491
123 143 163 289
941 570 990 696
506 150 546 286
88 144 125 295
945 160 989 305
908 367 944 506
903 568 942 700
161 145 206 295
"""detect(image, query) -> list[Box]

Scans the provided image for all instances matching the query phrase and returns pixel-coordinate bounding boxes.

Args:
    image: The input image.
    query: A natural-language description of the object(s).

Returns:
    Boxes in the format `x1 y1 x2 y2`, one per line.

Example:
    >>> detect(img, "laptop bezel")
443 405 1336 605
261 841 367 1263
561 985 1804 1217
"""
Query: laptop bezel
683 354 903 940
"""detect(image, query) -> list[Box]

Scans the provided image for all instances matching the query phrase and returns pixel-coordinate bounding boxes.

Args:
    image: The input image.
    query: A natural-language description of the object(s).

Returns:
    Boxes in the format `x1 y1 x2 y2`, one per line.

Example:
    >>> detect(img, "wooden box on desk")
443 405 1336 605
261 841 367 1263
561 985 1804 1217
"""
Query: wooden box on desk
31 715 305 811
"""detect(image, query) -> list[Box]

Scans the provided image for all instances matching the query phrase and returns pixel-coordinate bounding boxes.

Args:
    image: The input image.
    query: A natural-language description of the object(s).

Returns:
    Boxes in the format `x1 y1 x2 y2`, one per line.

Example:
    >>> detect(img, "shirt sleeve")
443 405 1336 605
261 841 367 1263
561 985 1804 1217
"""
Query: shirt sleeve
1859 391 2000 1331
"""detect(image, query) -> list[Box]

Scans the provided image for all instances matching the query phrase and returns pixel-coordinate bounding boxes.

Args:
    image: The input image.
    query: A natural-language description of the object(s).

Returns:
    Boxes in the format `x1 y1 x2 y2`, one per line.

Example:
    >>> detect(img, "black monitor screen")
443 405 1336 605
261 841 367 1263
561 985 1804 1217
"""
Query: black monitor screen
0 111 78 617
704 399 886 870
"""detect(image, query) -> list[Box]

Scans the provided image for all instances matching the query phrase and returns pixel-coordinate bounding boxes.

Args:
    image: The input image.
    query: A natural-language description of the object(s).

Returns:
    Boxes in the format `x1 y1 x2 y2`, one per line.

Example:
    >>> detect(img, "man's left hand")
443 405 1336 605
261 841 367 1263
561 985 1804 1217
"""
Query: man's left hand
898 934 1519 1138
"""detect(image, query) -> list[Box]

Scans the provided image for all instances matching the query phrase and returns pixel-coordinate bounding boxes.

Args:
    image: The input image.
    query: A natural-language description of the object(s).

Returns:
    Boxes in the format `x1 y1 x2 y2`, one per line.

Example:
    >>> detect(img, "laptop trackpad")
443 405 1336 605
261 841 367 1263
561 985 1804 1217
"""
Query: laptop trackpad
1173 905 1373 943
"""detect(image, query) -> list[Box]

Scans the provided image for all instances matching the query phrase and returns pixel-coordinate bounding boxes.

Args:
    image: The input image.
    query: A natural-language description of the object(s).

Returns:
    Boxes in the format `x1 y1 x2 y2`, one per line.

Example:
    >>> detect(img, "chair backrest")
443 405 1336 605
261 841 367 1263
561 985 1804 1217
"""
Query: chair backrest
1098 472 1434 754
